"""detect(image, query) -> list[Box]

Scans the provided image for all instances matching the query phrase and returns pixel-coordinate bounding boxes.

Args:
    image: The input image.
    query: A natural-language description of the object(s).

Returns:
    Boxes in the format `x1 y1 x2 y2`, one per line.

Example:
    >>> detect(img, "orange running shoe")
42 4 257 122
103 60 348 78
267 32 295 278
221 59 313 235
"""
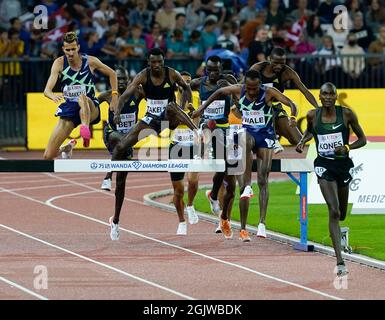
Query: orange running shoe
220 219 233 239
239 229 251 242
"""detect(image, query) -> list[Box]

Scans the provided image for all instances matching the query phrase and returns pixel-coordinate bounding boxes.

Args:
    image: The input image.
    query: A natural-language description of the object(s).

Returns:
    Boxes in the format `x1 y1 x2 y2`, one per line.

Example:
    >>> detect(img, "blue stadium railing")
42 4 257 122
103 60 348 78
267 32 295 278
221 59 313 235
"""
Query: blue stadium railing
0 54 384 147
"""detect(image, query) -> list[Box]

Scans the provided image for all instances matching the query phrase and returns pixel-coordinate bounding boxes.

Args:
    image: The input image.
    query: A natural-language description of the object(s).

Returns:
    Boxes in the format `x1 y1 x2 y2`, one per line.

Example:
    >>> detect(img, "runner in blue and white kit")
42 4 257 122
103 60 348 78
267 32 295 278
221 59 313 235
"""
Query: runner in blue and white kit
43 31 118 159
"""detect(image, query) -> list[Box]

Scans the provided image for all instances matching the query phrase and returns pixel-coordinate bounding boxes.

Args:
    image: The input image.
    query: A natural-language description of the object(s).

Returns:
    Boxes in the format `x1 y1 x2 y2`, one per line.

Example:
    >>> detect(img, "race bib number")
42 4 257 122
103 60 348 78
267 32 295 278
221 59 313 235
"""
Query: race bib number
242 110 265 126
172 128 194 145
147 99 168 116
203 100 225 119
116 113 136 133
317 132 344 157
315 166 327 177
63 84 86 101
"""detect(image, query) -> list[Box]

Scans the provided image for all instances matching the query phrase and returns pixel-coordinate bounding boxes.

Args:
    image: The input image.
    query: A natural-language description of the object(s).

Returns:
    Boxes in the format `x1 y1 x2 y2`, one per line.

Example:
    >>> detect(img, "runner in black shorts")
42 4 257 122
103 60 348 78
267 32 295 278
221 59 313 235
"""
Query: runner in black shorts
199 70 298 241
99 67 144 191
296 82 366 276
250 47 319 153
108 48 198 240
190 55 237 234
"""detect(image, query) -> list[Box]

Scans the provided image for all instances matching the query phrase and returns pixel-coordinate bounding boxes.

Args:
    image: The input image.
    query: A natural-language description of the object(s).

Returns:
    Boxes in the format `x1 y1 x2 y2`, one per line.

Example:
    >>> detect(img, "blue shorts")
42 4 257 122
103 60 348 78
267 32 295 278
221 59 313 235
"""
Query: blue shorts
244 126 276 152
103 123 133 158
55 99 101 128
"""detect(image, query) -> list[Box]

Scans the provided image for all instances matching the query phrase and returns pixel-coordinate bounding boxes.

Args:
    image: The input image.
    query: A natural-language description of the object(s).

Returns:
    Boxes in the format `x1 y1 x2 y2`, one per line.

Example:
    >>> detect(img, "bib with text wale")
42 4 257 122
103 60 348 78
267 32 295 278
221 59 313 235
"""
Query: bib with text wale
202 100 225 120
172 128 194 145
146 99 168 116
116 113 136 133
242 110 265 126
63 84 86 102
317 132 344 157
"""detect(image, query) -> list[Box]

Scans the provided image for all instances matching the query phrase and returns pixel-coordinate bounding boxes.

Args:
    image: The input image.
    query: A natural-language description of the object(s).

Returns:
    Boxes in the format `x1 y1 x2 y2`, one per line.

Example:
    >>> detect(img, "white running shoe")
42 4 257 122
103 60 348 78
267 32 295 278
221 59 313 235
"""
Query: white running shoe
101 178 112 191
177 221 187 235
214 222 222 233
273 139 284 154
109 216 119 241
186 206 199 224
336 264 349 277
240 185 254 200
257 223 266 238
205 190 221 214
60 139 77 159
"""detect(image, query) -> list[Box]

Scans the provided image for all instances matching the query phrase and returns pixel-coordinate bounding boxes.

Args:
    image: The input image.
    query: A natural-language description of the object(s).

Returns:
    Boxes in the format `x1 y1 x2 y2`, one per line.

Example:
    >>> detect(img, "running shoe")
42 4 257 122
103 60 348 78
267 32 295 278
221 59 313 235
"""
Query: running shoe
177 221 187 235
101 178 112 191
239 229 251 242
80 125 91 147
186 206 199 225
214 222 222 233
257 223 266 238
273 139 284 154
205 190 221 214
60 139 77 159
336 263 349 277
220 219 233 239
240 185 254 200
109 216 119 241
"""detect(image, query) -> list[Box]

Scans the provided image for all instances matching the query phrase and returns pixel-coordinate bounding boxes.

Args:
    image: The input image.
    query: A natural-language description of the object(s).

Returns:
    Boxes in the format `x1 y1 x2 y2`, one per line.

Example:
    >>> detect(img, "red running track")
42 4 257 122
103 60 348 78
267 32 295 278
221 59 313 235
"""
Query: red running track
1 150 385 300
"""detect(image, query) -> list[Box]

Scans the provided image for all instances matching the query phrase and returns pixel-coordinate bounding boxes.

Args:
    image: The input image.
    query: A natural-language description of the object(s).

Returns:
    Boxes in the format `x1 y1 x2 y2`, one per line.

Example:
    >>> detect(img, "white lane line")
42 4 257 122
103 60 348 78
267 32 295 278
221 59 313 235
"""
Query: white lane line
0 276 49 300
0 224 195 300
0 180 172 193
2 178 342 300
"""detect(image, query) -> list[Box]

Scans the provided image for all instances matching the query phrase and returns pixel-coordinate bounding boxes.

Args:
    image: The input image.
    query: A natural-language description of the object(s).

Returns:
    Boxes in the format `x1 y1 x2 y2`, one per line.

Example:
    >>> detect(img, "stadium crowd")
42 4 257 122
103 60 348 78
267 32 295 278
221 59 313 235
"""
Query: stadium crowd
0 0 385 84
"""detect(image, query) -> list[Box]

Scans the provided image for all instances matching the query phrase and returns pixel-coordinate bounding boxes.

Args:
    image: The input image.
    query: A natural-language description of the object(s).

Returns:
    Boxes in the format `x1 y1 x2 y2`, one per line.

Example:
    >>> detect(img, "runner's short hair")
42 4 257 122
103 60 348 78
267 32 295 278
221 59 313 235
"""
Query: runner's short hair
63 31 78 44
245 69 261 81
148 48 165 58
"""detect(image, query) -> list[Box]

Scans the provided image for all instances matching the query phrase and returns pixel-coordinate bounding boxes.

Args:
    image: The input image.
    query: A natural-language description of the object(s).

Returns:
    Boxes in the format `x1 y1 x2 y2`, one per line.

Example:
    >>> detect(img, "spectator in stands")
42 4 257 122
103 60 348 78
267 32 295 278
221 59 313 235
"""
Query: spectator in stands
129 0 153 34
266 0 285 28
174 13 189 42
78 15 95 37
216 22 240 53
145 22 166 52
127 24 147 58
9 17 30 56
155 0 177 32
345 0 365 25
295 32 317 55
317 0 336 24
100 30 118 58
340 32 365 81
247 24 274 66
92 0 115 38
0 0 21 29
187 29 205 59
201 17 218 52
315 35 342 78
166 28 188 58
368 25 385 71
289 0 313 21
239 0 259 24
351 12 375 51
365 0 385 34
0 28 9 81
185 0 206 32
305 14 324 49
81 31 102 56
